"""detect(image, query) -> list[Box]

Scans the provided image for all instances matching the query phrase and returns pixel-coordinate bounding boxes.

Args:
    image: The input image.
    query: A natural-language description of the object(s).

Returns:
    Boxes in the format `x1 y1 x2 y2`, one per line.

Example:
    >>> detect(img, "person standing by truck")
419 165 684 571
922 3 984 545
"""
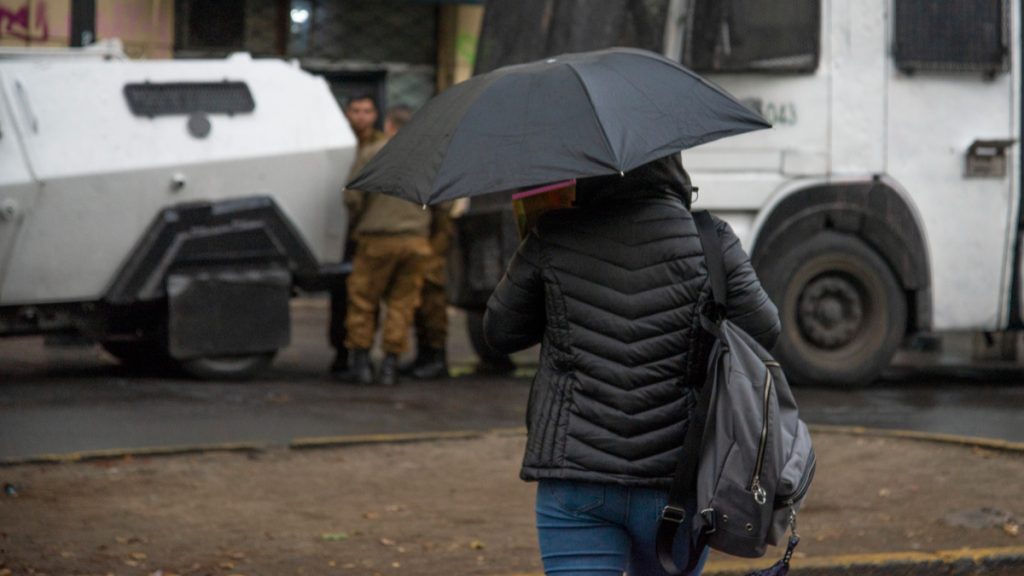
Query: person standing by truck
329 94 387 376
401 205 454 380
339 107 444 386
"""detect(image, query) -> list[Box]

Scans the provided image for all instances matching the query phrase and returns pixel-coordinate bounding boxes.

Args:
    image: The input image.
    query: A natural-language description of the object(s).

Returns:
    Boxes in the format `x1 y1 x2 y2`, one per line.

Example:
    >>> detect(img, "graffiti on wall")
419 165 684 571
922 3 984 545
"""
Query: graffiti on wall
0 0 49 42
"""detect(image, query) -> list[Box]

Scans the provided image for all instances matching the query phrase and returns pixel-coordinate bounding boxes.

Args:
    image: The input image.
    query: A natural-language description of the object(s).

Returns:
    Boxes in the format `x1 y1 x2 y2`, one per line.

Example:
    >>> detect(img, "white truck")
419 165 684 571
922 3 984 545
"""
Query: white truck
662 0 1021 386
0 41 355 379
464 0 1021 386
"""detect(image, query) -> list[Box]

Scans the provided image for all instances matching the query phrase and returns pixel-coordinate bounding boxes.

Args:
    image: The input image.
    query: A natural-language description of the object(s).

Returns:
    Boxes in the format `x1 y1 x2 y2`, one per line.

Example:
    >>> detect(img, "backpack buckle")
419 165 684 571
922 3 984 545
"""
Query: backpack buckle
660 505 687 524
700 508 717 535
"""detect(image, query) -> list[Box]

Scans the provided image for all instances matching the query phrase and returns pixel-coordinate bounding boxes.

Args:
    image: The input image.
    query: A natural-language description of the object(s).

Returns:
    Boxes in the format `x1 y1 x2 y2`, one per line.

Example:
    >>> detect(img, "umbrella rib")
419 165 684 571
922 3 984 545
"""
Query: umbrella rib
566 63 621 172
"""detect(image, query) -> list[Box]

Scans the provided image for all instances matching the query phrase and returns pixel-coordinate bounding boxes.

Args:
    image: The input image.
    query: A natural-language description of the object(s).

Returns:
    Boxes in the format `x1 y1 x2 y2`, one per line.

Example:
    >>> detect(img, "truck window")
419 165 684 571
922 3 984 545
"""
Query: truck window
682 0 820 74
123 82 255 117
894 0 1008 74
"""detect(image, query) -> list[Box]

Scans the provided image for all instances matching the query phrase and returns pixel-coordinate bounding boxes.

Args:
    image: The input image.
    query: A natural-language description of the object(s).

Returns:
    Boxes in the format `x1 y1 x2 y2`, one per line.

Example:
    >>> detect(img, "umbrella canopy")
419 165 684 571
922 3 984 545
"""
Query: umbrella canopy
347 47 769 206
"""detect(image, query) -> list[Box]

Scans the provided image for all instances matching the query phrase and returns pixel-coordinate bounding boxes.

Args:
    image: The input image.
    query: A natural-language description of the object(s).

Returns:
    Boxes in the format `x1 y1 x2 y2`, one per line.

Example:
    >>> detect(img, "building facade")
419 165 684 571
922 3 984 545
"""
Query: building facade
1 0 483 111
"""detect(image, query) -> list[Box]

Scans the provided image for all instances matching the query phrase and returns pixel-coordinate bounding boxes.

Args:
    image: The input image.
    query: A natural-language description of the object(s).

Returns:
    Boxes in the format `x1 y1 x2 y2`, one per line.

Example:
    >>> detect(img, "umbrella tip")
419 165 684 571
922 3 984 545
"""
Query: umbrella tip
422 203 428 210
619 171 625 177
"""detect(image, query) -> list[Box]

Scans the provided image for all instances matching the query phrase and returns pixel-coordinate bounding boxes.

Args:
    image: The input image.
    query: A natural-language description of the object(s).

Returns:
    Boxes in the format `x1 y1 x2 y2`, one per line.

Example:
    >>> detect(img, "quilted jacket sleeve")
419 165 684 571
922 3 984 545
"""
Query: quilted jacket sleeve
715 216 781 350
483 232 546 353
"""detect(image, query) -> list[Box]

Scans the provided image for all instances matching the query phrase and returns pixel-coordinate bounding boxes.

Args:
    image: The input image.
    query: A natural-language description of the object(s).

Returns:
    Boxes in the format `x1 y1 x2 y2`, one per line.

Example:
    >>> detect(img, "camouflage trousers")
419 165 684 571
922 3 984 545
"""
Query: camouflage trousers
344 235 430 355
414 255 448 350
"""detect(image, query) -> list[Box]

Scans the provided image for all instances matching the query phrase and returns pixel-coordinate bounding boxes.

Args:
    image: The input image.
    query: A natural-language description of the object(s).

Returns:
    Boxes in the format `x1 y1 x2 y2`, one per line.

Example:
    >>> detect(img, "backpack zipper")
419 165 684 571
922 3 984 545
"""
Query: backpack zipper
750 368 772 505
775 448 817 508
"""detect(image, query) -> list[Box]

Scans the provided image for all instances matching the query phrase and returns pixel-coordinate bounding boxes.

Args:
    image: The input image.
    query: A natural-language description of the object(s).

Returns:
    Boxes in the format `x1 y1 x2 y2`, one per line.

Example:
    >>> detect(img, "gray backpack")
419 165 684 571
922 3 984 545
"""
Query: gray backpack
656 211 816 573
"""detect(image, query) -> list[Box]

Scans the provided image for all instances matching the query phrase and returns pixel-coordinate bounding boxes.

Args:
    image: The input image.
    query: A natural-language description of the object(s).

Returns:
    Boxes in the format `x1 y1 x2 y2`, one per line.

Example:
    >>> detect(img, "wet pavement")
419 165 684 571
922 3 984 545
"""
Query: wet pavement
1 299 1022 460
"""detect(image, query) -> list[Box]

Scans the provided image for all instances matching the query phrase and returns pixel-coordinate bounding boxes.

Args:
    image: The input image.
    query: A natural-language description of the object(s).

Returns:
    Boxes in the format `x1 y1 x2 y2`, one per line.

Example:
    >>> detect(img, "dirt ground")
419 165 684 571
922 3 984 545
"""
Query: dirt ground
1 431 1022 576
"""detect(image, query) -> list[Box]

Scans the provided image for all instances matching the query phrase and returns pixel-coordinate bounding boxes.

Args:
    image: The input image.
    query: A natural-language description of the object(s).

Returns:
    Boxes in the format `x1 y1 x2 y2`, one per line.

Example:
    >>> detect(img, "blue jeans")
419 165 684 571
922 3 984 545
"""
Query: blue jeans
536 479 709 575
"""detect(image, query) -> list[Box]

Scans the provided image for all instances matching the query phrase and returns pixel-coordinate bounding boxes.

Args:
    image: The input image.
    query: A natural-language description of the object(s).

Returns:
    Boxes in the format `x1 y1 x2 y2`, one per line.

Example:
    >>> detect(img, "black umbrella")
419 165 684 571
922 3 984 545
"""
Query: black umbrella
347 47 769 206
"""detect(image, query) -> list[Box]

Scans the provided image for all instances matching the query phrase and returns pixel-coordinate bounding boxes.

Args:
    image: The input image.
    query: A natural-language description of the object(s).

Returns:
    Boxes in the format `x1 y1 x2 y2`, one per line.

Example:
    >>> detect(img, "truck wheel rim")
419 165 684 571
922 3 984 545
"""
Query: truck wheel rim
796 272 865 349
782 253 888 370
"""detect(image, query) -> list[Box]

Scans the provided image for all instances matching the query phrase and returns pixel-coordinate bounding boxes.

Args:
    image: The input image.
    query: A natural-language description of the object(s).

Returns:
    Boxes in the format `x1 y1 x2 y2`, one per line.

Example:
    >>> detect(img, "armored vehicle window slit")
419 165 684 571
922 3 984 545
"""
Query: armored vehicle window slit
680 0 820 74
123 82 255 117
894 0 1009 74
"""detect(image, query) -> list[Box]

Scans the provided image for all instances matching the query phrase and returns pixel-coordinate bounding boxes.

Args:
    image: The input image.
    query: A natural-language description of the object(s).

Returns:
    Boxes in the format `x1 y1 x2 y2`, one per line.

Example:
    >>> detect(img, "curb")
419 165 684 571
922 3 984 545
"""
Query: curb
0 441 266 466
502 546 1024 576
808 424 1024 454
706 545 1024 576
3 424 1022 466
290 427 527 450
0 428 529 467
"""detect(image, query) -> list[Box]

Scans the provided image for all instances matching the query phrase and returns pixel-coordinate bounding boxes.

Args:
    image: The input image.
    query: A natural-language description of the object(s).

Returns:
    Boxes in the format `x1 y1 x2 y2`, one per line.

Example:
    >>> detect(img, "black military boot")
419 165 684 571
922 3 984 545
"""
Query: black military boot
377 353 399 386
411 346 449 380
335 348 373 385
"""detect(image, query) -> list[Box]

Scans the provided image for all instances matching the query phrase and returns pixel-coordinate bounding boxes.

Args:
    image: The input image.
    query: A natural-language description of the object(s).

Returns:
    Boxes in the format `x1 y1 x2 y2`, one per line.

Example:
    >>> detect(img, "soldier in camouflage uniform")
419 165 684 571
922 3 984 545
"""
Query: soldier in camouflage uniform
339 107 448 386
402 206 454 379
330 94 387 376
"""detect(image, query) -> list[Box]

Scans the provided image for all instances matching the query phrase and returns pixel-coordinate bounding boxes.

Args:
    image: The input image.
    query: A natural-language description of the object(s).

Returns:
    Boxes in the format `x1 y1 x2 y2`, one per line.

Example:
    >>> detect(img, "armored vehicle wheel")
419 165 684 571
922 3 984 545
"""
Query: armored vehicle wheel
466 309 516 374
761 232 906 387
177 352 276 382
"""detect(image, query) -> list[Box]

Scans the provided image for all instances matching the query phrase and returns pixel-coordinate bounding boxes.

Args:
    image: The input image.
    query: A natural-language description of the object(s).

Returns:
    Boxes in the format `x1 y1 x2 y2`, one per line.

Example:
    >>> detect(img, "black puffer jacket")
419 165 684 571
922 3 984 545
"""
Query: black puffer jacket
484 158 780 487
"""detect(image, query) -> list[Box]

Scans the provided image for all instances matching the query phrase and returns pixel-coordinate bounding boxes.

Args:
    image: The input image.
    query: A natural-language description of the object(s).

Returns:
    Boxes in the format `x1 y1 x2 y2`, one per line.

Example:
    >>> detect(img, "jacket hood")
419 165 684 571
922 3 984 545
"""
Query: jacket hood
574 154 693 209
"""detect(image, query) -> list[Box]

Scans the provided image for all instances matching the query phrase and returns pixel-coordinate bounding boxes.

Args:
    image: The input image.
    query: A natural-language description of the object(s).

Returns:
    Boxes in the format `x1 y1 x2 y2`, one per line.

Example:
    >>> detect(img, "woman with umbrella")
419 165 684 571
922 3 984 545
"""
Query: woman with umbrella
349 49 781 575
484 152 780 574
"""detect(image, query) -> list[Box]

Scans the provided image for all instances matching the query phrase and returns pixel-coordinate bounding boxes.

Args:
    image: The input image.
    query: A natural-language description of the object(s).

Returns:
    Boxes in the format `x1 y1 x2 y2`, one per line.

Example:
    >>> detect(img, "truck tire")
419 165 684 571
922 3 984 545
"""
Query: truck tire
177 352 276 381
760 232 906 387
466 309 516 374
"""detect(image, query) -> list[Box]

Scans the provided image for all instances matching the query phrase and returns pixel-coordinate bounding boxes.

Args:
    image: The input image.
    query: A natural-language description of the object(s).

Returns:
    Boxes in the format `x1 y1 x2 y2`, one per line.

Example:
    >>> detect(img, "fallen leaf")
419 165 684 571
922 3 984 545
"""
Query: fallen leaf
130 552 148 560
469 540 485 550
321 532 349 542
878 488 891 498
380 538 397 546
327 560 336 567
385 505 404 513
391 562 401 568
1005 522 1020 537
972 447 998 459
227 551 247 559
363 512 380 520
218 561 235 570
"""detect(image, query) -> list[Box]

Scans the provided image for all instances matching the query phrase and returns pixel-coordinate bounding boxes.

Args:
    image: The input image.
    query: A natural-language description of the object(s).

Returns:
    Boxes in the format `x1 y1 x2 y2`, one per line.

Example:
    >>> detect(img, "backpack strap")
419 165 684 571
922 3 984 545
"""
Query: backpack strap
694 210 727 311
655 210 725 574
656 365 715 574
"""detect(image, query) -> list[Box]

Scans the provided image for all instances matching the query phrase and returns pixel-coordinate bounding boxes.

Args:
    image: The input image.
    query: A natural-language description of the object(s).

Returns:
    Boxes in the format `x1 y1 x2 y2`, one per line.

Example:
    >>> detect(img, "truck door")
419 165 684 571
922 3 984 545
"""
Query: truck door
0 75 39 301
885 0 1018 331
666 0 827 242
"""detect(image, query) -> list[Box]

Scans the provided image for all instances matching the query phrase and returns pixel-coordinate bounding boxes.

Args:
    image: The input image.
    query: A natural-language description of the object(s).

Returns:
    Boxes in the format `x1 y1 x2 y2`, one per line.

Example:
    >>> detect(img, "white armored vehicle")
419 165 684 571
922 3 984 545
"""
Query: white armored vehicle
0 42 356 379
